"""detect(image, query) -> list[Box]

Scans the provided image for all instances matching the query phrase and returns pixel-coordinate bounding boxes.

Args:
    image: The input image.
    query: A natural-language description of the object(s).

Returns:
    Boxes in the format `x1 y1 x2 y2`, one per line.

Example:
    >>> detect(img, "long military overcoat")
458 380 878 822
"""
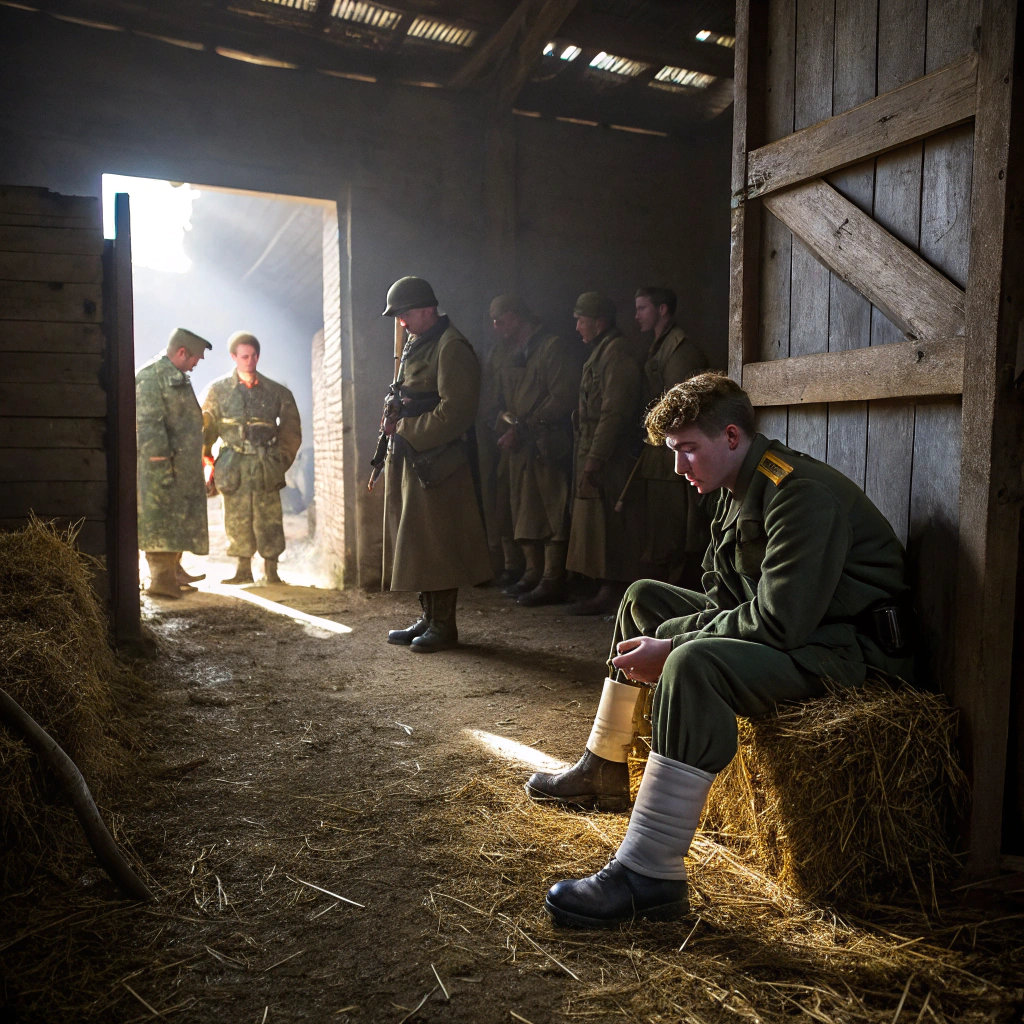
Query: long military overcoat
565 326 642 581
498 328 583 543
477 333 520 550
383 318 493 592
136 354 209 554
639 323 709 572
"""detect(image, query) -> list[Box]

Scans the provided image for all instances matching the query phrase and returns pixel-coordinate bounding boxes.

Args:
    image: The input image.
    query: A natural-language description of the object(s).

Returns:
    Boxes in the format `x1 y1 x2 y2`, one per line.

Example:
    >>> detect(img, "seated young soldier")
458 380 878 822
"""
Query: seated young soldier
526 373 915 928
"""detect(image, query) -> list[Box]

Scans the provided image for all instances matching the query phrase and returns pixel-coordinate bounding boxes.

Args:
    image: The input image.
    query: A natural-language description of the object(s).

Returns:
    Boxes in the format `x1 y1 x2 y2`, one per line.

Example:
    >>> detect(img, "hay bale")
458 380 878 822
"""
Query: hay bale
700 677 968 903
0 516 144 885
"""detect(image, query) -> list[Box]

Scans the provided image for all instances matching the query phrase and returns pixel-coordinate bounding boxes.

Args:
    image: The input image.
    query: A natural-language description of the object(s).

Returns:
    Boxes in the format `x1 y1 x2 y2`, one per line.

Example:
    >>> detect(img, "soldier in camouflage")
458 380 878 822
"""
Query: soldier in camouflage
136 327 213 600
202 332 302 585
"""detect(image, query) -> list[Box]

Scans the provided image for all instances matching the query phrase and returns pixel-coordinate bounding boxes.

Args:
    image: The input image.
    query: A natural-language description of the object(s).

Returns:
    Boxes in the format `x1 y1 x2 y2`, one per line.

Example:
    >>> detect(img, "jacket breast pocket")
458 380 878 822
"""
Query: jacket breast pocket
734 517 767 578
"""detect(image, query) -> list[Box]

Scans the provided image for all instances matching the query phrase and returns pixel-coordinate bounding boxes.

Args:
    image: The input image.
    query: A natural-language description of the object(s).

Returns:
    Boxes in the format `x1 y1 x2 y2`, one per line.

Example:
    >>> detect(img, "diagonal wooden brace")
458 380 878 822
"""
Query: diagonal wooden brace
764 179 966 345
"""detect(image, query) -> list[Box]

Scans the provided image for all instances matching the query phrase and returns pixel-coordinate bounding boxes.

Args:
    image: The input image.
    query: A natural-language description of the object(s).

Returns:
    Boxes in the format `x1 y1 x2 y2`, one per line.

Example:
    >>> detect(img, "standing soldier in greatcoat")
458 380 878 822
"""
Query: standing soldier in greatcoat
489 294 584 606
381 276 493 652
478 320 522 587
634 286 710 586
565 292 643 616
202 332 302 585
136 327 213 599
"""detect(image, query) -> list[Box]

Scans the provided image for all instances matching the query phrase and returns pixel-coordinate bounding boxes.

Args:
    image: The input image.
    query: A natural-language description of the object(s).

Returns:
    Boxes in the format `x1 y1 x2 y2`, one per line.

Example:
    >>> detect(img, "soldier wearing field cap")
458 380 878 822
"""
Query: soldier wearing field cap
565 292 643 616
489 294 584 606
381 276 492 652
136 327 213 599
529 374 915 928
202 331 302 585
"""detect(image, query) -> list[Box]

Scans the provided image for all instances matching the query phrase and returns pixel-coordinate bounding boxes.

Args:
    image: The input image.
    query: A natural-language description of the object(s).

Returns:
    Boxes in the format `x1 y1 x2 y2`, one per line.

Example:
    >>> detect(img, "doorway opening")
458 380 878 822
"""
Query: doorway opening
101 174 343 591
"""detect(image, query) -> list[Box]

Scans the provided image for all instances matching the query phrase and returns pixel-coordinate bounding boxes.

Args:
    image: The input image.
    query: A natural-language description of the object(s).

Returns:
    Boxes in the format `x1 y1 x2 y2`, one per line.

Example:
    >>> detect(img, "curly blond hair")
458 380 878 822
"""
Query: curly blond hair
645 372 755 445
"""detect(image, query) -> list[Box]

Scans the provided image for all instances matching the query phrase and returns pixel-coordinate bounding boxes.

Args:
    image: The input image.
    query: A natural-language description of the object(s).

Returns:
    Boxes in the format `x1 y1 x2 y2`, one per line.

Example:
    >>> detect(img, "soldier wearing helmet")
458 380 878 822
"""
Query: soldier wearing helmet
380 277 492 652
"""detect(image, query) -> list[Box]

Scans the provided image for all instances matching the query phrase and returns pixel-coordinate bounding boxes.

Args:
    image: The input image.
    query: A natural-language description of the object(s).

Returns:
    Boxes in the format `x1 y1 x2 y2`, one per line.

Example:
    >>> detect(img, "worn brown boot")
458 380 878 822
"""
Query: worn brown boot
146 552 182 600
411 589 459 653
525 749 630 811
223 557 254 585
264 558 282 584
175 553 206 585
567 582 625 617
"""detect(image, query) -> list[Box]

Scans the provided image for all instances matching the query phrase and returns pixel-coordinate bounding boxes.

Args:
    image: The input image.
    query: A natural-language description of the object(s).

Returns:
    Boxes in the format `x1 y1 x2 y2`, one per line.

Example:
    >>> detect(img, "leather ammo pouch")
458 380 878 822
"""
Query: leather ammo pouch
851 598 917 658
392 390 468 489
391 434 468 489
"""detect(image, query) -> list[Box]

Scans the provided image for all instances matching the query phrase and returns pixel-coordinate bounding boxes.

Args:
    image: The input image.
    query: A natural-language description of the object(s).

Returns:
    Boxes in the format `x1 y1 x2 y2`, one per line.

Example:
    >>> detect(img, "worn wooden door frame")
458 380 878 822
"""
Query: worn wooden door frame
729 0 1023 876
102 191 140 645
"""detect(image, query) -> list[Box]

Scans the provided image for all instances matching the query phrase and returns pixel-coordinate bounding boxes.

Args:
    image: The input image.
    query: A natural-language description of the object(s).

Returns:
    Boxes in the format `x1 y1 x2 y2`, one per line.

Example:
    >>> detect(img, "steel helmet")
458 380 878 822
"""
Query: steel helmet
383 276 439 316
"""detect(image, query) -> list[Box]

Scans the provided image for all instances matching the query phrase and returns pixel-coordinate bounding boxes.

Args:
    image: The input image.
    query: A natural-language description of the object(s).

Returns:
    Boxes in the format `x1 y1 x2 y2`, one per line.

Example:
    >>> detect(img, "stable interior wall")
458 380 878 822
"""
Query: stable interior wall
752 0 977 696
0 7 732 587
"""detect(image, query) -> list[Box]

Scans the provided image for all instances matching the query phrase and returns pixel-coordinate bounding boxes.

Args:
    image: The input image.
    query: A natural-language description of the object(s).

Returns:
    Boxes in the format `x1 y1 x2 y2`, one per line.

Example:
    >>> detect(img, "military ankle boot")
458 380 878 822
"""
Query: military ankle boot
264 558 282 584
411 589 459 653
388 593 430 645
175 553 206 585
525 749 630 811
146 552 182 600
224 557 254 585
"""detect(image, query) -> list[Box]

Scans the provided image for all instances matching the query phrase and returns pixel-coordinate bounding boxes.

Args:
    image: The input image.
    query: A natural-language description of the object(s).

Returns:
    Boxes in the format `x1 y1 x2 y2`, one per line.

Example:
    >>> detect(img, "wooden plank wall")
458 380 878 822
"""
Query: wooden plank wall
754 0 979 693
0 185 108 566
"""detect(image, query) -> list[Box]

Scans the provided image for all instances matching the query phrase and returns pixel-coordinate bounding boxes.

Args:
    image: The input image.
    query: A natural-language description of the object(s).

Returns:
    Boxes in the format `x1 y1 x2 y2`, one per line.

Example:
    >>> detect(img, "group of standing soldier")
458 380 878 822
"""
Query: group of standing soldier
136 327 301 599
379 275 710 649
486 287 708 615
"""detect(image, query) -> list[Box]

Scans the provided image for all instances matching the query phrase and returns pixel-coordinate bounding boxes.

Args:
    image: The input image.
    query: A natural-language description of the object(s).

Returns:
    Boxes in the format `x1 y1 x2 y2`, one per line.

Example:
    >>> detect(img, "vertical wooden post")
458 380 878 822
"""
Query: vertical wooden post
954 0 1024 875
103 192 140 644
728 0 769 384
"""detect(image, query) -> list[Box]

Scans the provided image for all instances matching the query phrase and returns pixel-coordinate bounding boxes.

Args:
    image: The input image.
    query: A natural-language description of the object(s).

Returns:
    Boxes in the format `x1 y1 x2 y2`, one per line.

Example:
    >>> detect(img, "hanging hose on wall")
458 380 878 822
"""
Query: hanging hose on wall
0 687 154 901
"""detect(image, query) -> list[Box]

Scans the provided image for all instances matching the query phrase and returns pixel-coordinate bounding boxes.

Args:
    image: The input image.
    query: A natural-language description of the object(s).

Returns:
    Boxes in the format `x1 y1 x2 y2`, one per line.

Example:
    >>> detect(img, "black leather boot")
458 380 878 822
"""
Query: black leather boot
388 593 430 645
502 572 540 597
411 589 459 653
545 858 689 928
524 749 630 811
495 566 523 588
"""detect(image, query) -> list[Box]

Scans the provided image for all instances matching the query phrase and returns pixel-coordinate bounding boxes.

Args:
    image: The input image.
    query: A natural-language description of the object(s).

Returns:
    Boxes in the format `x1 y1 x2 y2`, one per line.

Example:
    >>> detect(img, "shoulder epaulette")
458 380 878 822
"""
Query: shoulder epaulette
756 449 795 486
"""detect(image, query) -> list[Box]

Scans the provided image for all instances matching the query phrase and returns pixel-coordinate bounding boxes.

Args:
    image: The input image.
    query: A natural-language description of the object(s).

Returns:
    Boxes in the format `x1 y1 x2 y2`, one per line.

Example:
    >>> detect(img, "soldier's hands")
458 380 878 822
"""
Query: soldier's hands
496 426 520 451
578 456 604 498
611 636 672 684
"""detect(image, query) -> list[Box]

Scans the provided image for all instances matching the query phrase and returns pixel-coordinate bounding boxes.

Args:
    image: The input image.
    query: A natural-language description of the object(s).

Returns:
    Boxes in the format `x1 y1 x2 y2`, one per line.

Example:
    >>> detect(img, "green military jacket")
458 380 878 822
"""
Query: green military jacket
659 434 914 684
136 354 209 553
498 327 582 466
202 371 301 494
640 324 707 481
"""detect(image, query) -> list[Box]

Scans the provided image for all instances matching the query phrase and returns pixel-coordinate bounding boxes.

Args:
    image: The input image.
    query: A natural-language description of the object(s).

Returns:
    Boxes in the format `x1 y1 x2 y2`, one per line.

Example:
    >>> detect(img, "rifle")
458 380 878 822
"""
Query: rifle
368 319 407 492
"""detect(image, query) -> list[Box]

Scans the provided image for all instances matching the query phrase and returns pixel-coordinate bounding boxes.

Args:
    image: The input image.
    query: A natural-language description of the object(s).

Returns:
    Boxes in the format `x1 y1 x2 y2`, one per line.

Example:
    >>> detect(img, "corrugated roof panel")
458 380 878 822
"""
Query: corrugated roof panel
406 16 478 48
588 51 648 77
256 0 318 10
652 65 716 89
332 0 402 30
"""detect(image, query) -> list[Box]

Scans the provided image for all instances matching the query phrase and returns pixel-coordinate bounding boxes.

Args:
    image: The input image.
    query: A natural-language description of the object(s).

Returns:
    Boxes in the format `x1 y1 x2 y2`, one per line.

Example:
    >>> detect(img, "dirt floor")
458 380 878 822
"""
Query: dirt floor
3 528 1024 1023
1 566 620 1023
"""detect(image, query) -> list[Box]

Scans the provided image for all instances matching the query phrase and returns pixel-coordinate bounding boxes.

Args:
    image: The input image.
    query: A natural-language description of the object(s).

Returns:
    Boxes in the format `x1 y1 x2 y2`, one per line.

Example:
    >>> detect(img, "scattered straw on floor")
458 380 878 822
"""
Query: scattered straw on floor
0 516 146 887
701 678 969 904
421 762 1024 1024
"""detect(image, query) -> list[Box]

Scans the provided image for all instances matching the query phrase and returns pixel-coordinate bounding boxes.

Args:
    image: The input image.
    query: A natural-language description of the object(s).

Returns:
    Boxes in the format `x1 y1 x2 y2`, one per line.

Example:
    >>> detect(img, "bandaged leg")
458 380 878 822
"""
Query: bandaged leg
585 678 642 763
615 752 715 880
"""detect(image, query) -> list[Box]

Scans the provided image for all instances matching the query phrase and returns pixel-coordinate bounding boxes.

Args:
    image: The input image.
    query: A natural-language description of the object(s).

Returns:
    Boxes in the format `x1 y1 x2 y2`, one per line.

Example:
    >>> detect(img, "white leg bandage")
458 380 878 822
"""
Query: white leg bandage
585 678 642 763
615 752 716 880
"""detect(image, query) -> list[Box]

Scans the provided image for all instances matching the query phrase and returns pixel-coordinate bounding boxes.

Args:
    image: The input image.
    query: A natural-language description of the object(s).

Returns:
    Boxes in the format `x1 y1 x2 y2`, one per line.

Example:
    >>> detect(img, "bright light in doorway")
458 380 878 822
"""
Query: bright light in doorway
102 174 200 274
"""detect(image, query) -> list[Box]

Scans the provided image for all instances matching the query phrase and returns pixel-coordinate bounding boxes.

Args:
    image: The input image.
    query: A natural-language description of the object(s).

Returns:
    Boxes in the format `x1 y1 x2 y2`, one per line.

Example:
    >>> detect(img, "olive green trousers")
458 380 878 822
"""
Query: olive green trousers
610 580 825 774
222 458 286 560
